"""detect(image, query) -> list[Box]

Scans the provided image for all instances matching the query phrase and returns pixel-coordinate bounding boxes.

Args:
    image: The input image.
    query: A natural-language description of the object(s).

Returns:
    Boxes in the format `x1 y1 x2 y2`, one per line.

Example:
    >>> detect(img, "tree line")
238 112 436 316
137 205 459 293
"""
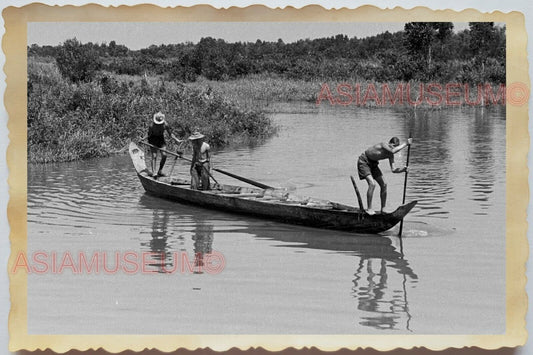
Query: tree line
28 22 505 84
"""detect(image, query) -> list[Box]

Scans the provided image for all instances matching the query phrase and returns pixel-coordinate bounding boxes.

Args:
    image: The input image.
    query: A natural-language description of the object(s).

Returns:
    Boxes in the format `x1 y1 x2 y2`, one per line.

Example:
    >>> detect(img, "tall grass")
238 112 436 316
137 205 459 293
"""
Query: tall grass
188 75 506 112
28 58 276 163
186 74 321 112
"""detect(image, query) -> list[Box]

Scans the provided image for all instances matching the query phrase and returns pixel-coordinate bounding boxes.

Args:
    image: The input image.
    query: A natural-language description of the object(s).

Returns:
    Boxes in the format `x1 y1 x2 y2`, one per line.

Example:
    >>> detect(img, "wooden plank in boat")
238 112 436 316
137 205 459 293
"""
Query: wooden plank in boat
217 193 264 198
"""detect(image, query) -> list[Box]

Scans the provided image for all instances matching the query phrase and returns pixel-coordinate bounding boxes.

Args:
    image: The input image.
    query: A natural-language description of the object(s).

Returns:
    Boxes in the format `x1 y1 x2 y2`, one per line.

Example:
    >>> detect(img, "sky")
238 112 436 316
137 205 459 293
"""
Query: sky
27 22 471 49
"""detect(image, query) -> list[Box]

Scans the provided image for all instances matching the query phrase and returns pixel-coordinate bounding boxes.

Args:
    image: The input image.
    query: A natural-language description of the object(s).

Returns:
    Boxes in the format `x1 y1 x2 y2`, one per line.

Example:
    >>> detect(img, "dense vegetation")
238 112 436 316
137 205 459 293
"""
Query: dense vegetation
29 22 505 84
28 22 505 162
28 59 274 163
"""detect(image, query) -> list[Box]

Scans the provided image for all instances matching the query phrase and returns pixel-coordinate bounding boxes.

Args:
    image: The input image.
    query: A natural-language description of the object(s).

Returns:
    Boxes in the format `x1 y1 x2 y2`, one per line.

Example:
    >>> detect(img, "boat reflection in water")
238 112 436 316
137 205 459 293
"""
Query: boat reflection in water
256 227 418 332
141 204 173 273
139 193 417 330
351 239 417 331
139 195 214 274
191 223 214 274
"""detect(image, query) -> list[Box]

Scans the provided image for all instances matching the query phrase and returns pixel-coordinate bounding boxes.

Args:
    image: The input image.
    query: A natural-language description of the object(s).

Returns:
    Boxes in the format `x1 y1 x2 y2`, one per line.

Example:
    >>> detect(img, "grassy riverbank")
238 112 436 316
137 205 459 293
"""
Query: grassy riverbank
188 75 506 112
186 74 320 112
28 58 276 163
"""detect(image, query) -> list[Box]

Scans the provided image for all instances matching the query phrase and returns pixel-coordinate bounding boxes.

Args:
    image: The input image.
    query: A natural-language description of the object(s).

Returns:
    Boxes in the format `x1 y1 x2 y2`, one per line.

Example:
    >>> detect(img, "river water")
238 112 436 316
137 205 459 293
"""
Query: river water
27 103 506 334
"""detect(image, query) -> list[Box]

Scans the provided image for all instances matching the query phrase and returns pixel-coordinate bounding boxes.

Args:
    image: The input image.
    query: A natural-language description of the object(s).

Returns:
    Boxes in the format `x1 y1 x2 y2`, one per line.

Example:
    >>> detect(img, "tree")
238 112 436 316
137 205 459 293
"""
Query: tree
468 23 505 83
193 37 231 80
404 23 435 64
404 22 454 74
469 22 495 56
55 38 102 83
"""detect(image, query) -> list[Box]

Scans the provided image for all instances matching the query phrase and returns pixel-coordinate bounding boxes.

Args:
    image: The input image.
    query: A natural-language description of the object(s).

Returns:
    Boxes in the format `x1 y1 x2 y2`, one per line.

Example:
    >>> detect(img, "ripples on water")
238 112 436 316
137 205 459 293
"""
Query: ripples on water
27 105 505 334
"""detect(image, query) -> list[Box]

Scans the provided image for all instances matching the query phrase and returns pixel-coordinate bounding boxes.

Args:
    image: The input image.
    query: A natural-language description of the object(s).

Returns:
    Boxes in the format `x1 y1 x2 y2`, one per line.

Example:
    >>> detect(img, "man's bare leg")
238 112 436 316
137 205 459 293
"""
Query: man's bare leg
150 150 157 176
157 145 168 176
375 176 391 213
364 175 376 215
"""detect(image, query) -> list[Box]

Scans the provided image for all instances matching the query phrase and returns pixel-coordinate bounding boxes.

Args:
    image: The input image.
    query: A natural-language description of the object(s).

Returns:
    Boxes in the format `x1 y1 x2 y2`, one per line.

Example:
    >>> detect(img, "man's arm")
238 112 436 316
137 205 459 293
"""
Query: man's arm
381 142 407 155
391 138 412 154
170 133 183 143
140 125 152 141
389 138 412 173
165 124 184 143
389 156 407 174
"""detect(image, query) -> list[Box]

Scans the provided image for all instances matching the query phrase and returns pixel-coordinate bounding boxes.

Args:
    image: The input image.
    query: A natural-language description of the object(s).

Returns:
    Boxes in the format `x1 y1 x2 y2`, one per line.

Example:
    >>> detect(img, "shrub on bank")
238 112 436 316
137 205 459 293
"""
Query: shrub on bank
28 58 276 163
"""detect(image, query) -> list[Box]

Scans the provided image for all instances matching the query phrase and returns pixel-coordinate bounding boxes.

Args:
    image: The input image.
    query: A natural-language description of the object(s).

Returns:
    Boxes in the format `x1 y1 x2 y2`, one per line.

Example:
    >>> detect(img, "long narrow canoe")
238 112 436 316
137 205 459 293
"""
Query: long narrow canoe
129 142 417 234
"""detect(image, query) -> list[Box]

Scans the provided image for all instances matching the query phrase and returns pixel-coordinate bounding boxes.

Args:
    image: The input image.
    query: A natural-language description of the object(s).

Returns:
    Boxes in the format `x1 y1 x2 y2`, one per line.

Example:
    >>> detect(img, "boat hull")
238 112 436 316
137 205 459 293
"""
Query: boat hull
130 142 417 234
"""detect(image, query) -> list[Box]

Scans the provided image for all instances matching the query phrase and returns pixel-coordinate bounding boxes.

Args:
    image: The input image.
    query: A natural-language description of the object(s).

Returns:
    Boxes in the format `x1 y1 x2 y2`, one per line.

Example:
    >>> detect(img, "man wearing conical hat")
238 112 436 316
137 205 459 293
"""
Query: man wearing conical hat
189 132 211 190
146 112 182 177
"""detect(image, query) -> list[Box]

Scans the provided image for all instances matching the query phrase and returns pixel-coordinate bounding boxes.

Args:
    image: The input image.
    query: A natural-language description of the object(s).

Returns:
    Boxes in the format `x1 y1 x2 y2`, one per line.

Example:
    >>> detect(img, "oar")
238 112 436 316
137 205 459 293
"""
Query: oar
139 141 276 190
138 141 219 185
168 142 186 178
350 176 365 211
213 168 274 190
398 135 412 237
168 155 179 178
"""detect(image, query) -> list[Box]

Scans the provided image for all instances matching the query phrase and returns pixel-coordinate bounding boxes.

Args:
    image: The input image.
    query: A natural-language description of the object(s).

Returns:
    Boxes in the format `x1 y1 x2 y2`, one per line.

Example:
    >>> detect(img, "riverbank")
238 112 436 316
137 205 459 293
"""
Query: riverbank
187 75 506 113
28 56 505 163
28 59 277 163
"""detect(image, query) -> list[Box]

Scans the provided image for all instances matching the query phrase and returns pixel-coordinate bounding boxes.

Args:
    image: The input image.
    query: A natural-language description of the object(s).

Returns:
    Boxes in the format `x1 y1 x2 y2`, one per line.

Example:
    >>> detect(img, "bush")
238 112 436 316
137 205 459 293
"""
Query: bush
55 38 102 83
27 58 276 163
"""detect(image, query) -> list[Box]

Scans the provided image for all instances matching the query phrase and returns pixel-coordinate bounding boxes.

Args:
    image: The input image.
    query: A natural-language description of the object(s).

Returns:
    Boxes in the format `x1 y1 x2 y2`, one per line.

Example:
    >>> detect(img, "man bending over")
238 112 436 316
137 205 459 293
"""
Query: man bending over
357 137 412 215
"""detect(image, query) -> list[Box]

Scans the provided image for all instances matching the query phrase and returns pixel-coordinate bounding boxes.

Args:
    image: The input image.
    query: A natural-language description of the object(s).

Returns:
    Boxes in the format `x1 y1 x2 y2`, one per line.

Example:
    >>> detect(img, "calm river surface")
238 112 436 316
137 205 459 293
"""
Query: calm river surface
27 103 506 334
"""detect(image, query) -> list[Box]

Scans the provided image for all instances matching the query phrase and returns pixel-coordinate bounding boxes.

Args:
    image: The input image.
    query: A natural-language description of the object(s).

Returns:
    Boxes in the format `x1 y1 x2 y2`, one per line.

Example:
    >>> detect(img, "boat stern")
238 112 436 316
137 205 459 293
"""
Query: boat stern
129 142 149 175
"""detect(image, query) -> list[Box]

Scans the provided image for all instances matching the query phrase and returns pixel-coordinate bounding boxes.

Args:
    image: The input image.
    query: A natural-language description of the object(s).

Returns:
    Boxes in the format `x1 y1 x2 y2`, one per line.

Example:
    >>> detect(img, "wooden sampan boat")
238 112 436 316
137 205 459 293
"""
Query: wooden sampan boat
129 142 417 234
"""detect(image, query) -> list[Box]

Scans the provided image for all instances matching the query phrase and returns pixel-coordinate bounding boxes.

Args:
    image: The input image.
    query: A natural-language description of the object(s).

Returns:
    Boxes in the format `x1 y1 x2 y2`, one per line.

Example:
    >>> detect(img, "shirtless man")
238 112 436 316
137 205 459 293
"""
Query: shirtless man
357 137 412 215
188 131 211 190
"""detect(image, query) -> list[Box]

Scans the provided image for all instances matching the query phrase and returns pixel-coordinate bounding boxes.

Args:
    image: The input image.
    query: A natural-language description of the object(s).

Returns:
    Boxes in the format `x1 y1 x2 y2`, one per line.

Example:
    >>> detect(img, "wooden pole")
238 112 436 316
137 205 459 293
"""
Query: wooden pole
398 136 412 237
350 176 365 211
213 168 274 190
168 155 179 178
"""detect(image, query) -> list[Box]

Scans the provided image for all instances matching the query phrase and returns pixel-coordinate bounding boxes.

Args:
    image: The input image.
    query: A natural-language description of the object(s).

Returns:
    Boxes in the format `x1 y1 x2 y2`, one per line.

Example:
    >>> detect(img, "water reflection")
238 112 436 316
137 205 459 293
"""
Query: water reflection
467 108 498 214
256 228 418 331
192 223 214 274
396 106 504 220
26 103 505 334
139 207 173 273
352 249 417 331
401 109 454 219
139 195 214 274
137 189 419 331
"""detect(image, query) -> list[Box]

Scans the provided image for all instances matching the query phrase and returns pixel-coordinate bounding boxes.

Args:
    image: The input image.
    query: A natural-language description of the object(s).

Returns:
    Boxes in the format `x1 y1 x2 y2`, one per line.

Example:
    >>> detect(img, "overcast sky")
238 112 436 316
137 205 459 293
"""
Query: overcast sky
28 22 472 49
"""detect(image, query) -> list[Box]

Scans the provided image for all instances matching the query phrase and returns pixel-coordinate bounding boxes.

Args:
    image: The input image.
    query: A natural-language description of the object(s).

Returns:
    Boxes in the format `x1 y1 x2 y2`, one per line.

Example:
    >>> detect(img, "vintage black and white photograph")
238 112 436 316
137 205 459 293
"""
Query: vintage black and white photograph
21 16 510 339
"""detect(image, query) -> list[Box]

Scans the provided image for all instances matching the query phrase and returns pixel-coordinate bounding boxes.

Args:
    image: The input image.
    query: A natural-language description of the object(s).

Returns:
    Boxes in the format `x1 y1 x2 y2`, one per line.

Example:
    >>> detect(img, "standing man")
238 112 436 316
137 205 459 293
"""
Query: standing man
357 137 412 215
146 111 182 177
189 132 211 190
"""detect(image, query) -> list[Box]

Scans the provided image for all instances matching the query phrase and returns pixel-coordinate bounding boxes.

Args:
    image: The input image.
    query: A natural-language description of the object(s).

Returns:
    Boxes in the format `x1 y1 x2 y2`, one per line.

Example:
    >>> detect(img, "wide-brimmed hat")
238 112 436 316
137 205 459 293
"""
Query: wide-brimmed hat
188 132 205 140
153 112 165 124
